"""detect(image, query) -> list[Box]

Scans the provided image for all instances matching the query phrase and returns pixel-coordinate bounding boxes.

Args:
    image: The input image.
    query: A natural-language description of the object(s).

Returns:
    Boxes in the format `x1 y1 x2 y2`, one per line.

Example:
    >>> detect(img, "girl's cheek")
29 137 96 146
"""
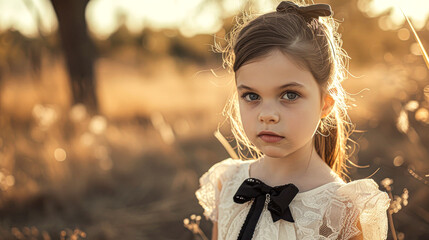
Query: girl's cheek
239 104 256 117
239 109 251 130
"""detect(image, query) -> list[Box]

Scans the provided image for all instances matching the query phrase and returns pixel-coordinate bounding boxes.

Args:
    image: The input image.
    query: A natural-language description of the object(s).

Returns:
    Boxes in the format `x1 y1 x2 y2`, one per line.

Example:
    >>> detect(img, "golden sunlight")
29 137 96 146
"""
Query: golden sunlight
2 0 428 38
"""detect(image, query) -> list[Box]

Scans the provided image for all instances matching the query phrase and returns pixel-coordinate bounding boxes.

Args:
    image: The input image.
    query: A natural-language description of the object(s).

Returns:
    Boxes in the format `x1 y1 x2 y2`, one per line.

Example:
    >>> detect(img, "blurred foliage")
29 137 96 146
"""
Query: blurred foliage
0 0 428 77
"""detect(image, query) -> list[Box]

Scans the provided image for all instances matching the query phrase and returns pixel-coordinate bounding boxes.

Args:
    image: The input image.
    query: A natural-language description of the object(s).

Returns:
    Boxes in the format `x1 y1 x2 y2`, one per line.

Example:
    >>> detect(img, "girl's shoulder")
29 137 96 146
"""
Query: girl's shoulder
333 178 390 207
295 179 390 239
195 157 247 222
326 178 391 239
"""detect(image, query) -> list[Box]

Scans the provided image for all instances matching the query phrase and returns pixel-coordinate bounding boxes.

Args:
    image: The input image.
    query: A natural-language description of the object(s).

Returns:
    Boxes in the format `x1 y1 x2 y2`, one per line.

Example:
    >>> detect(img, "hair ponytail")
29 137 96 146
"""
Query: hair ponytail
315 96 355 182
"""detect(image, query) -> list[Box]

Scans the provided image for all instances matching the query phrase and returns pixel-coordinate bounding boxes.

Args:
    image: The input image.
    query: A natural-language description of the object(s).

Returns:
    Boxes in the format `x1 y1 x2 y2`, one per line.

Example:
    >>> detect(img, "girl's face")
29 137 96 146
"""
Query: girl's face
235 49 332 158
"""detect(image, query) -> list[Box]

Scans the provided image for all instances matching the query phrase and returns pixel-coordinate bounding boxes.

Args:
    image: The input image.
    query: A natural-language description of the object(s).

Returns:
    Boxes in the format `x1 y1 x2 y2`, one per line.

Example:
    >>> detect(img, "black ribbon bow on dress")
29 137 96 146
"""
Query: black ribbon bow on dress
233 178 299 240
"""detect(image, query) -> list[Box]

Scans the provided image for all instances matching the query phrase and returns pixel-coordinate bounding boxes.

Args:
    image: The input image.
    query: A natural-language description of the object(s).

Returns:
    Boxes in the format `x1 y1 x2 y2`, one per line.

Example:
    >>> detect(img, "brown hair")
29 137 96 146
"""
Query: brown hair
216 0 356 181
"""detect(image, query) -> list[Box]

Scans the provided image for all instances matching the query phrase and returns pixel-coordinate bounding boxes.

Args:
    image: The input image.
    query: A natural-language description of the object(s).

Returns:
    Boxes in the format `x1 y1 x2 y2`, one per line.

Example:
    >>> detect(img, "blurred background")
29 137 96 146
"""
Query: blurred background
0 0 428 239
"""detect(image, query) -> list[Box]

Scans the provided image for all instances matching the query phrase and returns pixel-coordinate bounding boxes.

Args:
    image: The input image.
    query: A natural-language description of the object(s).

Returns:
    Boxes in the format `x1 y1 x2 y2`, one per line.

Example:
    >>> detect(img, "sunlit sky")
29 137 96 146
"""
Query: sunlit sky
0 0 428 38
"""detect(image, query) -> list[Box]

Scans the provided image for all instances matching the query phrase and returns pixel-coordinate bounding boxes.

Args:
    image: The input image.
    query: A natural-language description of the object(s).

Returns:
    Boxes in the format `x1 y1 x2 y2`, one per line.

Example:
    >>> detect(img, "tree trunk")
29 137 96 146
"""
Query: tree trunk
50 0 98 114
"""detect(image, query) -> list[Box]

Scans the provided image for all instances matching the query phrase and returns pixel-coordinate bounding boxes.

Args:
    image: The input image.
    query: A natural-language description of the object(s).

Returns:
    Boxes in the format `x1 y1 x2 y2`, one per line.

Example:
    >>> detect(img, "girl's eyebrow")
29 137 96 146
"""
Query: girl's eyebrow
237 82 305 91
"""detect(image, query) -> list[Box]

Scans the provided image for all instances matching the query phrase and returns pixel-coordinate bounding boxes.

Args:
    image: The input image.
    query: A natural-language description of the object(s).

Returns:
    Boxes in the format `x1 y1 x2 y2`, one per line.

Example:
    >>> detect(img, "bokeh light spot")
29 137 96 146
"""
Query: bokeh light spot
32 104 58 129
415 108 429 123
393 155 404 166
410 42 422 55
397 28 410 41
70 104 87 122
404 100 419 112
383 52 394 62
5 175 15 187
396 109 409 133
54 148 67 162
89 116 107 134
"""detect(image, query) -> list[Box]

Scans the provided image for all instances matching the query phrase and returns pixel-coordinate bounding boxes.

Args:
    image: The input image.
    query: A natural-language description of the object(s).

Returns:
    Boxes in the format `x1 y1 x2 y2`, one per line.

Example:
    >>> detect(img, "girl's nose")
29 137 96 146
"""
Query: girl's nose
258 111 279 124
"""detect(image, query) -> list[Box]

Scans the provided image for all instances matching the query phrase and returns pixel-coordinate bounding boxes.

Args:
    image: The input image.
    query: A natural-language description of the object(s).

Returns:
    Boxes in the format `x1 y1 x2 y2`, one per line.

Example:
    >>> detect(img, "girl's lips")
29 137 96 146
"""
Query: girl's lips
259 134 284 143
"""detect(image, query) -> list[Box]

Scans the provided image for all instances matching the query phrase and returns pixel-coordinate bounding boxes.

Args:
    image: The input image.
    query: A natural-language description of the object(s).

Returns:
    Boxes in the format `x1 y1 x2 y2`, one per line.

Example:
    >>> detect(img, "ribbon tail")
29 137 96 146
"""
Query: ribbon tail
281 208 295 222
237 195 265 240
269 207 294 222
270 213 281 222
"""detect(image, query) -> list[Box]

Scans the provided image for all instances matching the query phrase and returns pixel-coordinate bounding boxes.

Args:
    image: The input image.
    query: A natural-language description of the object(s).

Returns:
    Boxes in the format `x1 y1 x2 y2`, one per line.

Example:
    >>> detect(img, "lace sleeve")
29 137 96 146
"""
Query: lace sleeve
195 158 239 222
328 179 391 240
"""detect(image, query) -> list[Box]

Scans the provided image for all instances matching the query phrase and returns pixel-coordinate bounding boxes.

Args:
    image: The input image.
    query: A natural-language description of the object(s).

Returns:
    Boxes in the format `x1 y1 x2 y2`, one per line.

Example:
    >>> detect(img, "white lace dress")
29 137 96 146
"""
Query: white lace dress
195 158 391 240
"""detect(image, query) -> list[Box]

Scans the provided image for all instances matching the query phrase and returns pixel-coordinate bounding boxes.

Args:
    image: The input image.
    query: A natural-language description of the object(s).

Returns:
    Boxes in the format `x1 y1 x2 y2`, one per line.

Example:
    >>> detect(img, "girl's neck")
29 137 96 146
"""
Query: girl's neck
250 140 337 189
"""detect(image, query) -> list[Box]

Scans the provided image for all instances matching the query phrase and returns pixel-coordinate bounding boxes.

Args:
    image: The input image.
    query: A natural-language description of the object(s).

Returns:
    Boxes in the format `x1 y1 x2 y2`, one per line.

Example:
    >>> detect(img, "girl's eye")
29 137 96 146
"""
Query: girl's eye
282 91 300 101
240 91 300 102
241 92 260 102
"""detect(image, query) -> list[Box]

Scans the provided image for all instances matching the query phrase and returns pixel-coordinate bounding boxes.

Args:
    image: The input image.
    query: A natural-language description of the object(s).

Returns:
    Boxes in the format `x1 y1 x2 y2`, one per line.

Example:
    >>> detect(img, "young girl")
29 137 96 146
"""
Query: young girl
195 1 391 239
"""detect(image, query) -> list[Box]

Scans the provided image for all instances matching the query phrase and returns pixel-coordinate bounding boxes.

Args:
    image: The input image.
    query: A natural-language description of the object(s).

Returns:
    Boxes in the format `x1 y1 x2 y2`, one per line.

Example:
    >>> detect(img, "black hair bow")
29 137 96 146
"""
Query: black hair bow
233 178 299 240
276 1 333 22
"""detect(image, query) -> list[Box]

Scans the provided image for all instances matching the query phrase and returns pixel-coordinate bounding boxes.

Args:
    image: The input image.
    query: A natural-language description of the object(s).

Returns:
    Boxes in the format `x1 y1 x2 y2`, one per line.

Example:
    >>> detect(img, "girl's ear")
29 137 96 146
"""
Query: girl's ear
321 91 335 119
